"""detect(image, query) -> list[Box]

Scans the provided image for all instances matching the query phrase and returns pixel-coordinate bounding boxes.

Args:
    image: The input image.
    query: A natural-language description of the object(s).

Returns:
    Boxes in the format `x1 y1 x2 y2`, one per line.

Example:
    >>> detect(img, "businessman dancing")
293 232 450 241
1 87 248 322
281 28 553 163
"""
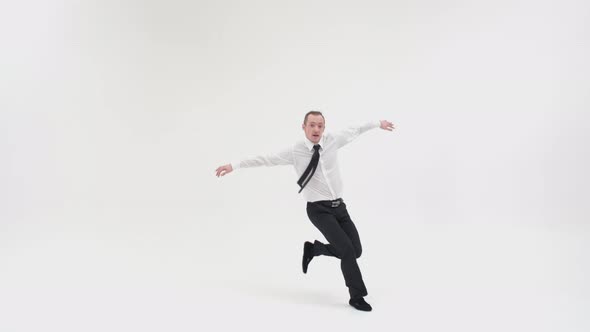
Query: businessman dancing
215 111 395 311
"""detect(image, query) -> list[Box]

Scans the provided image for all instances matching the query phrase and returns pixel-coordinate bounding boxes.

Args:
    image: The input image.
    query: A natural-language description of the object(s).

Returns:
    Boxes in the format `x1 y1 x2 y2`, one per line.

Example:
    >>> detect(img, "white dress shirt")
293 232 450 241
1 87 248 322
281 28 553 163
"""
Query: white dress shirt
231 120 381 202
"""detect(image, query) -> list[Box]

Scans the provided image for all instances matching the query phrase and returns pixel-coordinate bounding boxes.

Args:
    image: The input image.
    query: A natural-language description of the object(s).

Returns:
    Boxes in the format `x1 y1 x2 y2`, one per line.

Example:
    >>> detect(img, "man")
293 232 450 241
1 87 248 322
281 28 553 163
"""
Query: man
215 111 395 311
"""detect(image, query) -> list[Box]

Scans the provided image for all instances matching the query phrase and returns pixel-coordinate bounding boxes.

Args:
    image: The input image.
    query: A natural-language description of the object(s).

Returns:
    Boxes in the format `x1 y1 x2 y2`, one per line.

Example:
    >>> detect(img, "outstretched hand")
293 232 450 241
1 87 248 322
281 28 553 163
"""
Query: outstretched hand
215 164 233 177
380 120 395 131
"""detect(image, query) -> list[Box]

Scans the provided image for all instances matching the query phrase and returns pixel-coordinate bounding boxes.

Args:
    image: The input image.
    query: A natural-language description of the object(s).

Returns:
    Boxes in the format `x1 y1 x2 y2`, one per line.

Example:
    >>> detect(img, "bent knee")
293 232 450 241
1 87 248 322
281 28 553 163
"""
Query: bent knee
339 244 356 259
355 247 362 259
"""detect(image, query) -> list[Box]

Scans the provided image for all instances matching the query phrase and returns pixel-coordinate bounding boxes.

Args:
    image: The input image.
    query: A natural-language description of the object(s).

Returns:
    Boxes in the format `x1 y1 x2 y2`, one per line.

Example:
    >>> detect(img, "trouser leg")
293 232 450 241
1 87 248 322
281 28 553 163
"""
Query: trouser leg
306 203 368 298
309 203 363 259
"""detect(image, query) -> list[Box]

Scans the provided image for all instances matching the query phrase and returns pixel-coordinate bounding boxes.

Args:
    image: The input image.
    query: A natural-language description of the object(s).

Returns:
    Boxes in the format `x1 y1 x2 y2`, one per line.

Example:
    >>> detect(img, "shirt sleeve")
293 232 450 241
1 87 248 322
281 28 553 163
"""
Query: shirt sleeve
332 120 381 149
231 146 294 170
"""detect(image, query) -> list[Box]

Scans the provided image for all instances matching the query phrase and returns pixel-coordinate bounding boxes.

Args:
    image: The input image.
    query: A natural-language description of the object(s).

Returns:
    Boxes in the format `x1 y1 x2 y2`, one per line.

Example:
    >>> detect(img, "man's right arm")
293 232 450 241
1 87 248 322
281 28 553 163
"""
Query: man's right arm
215 146 294 177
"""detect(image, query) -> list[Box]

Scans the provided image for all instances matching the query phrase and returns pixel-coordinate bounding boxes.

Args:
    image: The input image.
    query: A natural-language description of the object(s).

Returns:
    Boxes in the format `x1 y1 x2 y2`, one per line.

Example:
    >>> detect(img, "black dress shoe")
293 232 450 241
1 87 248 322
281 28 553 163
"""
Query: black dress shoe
349 297 372 311
302 241 314 273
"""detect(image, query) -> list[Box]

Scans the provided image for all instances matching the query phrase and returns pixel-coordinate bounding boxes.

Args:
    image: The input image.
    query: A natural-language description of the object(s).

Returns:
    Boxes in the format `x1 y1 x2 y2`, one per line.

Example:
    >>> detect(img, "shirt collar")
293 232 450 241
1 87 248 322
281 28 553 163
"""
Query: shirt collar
304 134 324 152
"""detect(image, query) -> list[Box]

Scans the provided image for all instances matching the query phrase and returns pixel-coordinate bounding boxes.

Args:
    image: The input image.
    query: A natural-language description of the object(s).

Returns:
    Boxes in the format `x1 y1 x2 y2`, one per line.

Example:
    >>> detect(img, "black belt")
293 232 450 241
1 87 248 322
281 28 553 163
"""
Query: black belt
311 198 344 208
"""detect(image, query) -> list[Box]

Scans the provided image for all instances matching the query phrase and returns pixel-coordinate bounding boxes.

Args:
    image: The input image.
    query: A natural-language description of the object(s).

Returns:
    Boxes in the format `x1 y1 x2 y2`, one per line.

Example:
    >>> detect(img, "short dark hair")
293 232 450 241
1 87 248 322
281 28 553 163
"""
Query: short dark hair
303 111 325 124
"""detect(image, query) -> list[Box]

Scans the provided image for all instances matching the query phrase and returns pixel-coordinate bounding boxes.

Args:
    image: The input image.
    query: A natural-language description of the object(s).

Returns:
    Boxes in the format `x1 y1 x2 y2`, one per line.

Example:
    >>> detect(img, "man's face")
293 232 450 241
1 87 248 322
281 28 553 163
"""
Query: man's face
302 114 325 144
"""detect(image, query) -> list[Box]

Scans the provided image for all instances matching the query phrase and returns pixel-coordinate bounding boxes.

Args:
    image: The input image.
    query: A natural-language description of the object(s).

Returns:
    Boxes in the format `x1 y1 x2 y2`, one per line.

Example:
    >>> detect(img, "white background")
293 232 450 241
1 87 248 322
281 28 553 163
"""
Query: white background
1 0 589 331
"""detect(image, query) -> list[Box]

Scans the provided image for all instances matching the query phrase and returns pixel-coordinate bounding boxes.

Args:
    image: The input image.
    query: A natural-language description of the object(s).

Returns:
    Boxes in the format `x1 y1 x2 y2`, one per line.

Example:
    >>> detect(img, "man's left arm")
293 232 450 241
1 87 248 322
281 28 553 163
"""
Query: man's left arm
333 120 395 148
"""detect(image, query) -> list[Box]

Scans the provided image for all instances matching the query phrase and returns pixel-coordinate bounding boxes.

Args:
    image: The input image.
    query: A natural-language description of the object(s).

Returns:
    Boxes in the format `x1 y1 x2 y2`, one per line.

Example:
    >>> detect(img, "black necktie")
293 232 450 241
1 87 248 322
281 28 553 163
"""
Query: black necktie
297 144 321 193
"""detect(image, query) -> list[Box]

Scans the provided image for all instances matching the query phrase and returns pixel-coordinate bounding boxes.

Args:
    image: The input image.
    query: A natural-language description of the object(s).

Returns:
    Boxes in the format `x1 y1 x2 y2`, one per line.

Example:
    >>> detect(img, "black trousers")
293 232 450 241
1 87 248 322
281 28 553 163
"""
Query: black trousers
306 199 368 299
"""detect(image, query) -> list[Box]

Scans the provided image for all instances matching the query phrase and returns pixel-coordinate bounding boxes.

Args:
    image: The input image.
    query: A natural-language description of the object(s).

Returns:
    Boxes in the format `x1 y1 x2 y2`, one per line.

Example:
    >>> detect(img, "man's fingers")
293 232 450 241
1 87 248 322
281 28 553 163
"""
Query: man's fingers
382 122 394 131
216 167 229 177
215 165 228 177
381 120 395 131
